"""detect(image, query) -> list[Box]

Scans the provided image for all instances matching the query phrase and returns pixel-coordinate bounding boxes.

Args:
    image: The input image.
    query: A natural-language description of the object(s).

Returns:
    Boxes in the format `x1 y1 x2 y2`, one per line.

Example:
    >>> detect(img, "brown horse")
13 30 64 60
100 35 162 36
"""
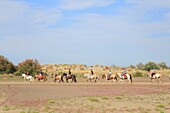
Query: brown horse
102 74 117 82
116 72 132 83
52 74 64 83
34 74 47 82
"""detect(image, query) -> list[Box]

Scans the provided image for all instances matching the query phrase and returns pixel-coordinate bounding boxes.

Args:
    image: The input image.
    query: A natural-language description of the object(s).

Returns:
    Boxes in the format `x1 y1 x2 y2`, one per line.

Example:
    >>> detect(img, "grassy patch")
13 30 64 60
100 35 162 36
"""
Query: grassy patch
20 111 26 113
132 71 144 77
88 97 99 102
2 106 10 111
48 99 56 104
87 105 95 110
115 96 123 100
157 104 165 109
102 96 109 100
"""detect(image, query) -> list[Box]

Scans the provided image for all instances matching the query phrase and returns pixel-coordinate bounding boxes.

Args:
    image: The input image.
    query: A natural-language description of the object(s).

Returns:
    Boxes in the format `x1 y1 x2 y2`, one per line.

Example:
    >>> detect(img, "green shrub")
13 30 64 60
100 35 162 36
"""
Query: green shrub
88 97 99 102
133 71 144 77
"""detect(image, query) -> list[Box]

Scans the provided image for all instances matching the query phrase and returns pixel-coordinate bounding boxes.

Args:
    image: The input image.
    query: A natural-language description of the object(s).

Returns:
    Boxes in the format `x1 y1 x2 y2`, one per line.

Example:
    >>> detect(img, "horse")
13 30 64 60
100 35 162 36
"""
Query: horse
34 74 47 82
147 72 162 83
62 73 77 83
84 73 99 83
102 74 117 82
22 73 27 80
52 74 64 83
22 73 34 82
116 72 132 83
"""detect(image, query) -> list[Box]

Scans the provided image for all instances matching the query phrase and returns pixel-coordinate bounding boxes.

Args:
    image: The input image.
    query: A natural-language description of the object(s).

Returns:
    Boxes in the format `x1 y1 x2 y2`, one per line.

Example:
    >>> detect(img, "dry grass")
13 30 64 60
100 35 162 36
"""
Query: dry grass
1 93 170 113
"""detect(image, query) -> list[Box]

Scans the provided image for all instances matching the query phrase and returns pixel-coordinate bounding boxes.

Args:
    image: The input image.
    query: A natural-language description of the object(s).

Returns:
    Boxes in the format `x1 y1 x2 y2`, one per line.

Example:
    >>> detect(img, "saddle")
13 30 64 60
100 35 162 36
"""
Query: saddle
122 74 127 79
67 74 71 78
38 75 43 79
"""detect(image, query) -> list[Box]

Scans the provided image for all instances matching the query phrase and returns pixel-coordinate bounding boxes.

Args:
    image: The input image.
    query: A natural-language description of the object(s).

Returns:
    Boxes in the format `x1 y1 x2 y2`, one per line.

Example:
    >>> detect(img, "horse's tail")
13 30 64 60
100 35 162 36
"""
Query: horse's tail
73 75 77 82
96 75 99 82
61 75 64 82
129 74 132 82
115 75 118 81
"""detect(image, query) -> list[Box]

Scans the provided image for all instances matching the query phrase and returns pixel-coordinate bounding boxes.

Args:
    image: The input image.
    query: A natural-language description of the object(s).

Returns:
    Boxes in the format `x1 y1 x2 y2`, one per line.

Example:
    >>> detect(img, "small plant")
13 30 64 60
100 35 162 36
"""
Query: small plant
88 97 99 102
87 105 95 110
20 111 26 113
160 111 164 113
3 106 10 111
48 99 56 104
115 96 122 100
157 104 165 108
102 96 109 100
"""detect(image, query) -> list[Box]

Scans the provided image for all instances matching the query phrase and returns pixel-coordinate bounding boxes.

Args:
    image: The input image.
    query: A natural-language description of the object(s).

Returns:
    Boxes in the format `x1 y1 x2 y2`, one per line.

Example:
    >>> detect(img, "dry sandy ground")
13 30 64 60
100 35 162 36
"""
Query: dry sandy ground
0 81 170 113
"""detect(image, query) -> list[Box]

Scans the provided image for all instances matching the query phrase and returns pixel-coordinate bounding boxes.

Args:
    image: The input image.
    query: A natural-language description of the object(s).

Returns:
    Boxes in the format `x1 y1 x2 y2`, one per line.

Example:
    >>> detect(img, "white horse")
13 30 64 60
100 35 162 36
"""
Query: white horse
116 72 132 83
84 73 99 83
22 73 27 79
147 72 162 83
22 73 34 82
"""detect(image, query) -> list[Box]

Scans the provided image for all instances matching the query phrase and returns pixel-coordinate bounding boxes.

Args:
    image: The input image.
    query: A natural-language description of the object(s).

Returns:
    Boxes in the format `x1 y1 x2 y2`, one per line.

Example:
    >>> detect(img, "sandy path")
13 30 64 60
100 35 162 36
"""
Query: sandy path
0 82 170 107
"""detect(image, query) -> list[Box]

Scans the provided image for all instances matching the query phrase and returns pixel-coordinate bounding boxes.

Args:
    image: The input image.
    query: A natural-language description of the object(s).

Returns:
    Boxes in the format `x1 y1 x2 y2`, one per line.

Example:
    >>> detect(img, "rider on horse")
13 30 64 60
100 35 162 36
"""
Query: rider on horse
67 68 71 78
121 68 126 79
39 70 43 78
148 69 156 78
54 68 60 78
107 69 112 79
90 66 94 76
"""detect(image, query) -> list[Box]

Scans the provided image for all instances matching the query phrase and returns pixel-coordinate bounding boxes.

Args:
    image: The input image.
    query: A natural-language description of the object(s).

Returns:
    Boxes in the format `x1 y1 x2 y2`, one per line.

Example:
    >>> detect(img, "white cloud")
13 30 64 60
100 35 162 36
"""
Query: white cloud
126 0 170 8
59 0 115 10
31 9 63 25
0 0 29 23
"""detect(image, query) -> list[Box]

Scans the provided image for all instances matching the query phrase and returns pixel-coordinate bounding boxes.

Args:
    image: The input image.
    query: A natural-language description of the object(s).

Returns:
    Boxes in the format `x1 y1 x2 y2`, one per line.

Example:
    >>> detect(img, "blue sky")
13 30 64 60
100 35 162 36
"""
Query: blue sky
0 0 170 66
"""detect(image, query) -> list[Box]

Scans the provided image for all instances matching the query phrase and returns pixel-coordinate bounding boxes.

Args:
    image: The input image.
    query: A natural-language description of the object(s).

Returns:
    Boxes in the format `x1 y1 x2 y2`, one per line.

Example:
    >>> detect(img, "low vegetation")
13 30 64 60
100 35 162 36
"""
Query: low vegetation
1 55 170 78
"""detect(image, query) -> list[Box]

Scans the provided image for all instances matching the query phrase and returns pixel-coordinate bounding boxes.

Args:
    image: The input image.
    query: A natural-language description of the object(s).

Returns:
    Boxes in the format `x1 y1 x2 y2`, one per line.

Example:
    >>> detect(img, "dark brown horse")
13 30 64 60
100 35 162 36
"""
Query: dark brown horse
62 73 77 83
52 74 64 83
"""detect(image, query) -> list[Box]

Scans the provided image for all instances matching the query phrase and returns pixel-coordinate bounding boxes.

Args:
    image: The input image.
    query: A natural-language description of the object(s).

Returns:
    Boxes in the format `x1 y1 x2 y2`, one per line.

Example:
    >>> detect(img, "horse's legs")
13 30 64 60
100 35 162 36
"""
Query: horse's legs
54 79 56 82
151 78 154 83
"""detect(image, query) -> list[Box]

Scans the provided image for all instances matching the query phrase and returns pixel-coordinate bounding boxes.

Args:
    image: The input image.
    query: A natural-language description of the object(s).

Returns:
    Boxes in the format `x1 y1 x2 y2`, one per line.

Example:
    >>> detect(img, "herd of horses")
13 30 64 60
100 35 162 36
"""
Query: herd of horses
21 71 164 83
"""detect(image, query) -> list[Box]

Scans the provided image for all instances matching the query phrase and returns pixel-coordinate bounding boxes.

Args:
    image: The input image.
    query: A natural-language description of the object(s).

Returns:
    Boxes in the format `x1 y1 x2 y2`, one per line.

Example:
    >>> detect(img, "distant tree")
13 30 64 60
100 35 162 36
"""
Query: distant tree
136 63 144 70
0 55 17 74
143 62 160 71
105 66 110 70
129 65 136 69
15 59 41 76
158 62 168 69
112 64 116 68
